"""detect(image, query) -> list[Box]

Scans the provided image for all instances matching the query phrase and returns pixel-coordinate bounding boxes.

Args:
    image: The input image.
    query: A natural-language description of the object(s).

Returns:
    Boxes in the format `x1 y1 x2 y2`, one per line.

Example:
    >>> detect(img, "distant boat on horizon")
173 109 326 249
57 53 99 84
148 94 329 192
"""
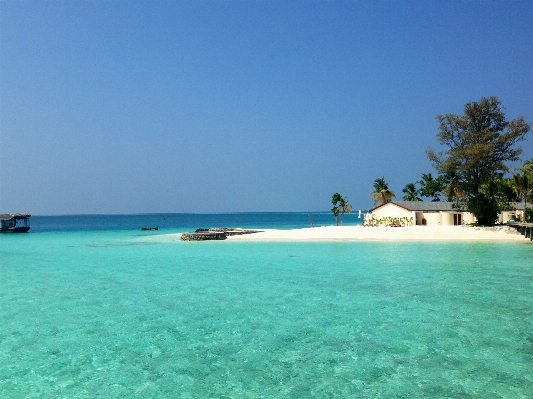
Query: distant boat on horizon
0 213 31 233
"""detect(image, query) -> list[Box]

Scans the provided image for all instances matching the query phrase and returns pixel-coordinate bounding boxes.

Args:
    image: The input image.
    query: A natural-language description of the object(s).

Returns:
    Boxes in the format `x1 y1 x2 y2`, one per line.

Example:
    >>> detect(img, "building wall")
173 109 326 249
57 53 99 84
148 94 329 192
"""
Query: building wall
500 211 516 223
413 211 461 225
415 212 445 226
416 211 475 226
372 204 413 219
371 202 523 226
408 211 416 225
462 212 476 224
423 212 442 226
441 212 454 226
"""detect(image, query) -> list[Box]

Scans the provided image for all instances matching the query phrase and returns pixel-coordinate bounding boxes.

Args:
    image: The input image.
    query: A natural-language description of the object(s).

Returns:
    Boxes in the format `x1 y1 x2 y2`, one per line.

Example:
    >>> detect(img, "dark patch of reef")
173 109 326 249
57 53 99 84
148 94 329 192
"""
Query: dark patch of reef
180 228 263 241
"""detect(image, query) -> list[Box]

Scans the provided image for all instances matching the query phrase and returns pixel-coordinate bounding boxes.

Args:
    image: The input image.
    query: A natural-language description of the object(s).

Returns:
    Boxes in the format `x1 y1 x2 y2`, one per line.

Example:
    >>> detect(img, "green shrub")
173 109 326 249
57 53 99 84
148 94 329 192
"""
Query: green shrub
467 194 500 226
363 217 414 227
526 208 533 223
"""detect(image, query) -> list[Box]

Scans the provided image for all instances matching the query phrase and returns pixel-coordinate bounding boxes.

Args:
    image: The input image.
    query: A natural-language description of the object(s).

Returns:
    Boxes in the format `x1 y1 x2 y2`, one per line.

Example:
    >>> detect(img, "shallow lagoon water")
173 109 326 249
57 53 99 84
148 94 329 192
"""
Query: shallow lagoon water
1 216 533 398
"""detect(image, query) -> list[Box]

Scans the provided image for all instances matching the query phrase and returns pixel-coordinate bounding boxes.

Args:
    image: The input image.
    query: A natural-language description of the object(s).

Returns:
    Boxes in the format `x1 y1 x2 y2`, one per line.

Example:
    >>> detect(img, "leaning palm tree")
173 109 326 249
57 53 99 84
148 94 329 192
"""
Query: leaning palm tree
370 177 395 205
401 182 421 201
338 196 352 225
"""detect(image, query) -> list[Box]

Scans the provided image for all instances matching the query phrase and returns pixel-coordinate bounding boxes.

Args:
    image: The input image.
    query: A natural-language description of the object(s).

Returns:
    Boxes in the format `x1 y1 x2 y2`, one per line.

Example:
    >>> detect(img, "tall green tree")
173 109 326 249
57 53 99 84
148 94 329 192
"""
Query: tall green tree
427 96 530 224
427 97 529 195
370 177 395 205
401 182 421 201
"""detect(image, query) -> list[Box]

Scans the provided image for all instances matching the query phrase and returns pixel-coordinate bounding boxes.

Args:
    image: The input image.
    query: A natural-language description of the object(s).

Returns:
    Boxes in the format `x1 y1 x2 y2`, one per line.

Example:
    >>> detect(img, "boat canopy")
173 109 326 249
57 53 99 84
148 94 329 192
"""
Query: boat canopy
0 213 31 221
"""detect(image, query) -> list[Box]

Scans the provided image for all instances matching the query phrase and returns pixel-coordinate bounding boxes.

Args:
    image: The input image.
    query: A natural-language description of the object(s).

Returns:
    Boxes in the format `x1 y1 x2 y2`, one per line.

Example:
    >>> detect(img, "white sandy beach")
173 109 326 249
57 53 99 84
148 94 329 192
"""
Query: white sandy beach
224 225 528 242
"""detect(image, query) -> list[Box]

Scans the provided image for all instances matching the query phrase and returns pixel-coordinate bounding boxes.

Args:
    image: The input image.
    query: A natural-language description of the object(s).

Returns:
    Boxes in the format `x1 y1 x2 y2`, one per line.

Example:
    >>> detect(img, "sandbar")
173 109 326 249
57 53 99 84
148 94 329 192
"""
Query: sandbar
223 225 528 242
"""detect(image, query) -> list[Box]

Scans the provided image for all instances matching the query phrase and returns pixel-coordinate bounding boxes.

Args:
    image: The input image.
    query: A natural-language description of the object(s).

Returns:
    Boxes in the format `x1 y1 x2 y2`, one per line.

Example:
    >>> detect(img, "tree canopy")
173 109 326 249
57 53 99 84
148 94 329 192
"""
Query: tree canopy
331 193 351 226
513 159 533 219
418 173 446 202
427 96 530 197
426 96 530 224
401 182 421 201
370 177 395 205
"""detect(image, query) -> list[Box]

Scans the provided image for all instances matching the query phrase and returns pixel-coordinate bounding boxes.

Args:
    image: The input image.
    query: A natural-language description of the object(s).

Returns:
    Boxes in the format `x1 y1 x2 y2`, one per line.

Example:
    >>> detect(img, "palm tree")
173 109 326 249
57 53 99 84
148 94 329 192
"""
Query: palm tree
331 193 342 226
520 158 533 172
484 177 519 212
338 196 352 225
513 159 533 221
442 171 465 203
402 182 421 201
419 173 446 202
498 178 520 203
370 177 395 205
513 173 532 220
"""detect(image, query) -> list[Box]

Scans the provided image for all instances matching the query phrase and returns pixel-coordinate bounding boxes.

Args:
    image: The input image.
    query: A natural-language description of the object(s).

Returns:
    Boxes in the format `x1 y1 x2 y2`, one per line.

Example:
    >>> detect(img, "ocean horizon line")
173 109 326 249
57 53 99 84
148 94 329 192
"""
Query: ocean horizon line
28 210 371 217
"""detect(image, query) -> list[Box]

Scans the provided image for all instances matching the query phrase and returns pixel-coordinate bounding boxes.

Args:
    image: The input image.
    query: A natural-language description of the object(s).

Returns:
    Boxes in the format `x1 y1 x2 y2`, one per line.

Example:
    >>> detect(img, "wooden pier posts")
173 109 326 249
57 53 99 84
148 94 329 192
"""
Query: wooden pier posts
507 222 533 241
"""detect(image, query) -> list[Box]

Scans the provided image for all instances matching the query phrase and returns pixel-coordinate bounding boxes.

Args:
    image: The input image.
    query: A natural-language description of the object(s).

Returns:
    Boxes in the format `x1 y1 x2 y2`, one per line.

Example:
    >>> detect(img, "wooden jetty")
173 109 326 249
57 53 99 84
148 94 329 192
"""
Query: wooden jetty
507 222 533 241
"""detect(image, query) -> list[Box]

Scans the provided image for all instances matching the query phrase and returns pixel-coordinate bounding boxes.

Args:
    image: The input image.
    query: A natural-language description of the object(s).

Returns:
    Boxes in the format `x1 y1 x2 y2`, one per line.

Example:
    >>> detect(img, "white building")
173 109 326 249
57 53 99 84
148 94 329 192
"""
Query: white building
367 201 531 226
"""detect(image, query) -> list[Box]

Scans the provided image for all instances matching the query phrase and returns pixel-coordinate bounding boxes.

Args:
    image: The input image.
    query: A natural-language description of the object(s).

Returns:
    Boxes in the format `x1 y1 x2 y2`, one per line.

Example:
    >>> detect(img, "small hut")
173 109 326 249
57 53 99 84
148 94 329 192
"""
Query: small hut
0 214 31 232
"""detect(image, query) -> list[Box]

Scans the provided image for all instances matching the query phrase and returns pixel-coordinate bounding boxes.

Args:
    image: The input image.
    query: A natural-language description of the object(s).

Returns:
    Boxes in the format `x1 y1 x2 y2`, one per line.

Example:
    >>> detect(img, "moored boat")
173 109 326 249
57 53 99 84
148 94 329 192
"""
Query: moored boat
0 214 31 233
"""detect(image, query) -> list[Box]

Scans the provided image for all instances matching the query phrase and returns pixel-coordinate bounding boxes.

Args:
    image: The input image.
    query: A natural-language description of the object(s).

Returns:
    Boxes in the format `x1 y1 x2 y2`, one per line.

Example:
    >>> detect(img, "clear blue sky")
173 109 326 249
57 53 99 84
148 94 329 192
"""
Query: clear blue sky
1 1 532 215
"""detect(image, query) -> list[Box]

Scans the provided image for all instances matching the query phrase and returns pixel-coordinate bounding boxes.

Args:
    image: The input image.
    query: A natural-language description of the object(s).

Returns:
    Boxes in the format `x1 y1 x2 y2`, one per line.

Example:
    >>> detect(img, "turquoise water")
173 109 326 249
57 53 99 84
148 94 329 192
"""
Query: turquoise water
1 219 533 398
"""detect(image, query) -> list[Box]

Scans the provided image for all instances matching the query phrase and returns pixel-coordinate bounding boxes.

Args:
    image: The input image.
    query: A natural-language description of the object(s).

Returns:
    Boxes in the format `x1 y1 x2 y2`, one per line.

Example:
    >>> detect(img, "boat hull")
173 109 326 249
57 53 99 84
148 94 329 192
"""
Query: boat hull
0 227 30 233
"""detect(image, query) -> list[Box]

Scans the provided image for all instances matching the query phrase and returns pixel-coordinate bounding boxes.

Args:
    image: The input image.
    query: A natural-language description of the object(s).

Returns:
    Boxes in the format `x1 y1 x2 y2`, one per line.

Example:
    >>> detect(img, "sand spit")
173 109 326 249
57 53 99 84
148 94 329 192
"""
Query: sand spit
221 225 528 242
